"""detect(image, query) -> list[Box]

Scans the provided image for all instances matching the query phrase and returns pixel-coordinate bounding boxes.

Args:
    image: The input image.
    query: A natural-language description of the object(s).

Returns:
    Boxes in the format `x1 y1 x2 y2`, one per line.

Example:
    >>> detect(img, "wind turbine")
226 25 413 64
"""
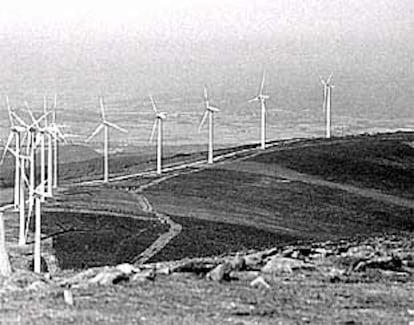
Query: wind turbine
0 96 27 210
148 95 167 175
6 148 31 246
320 73 334 138
199 87 220 164
19 104 50 223
249 71 269 150
86 97 128 182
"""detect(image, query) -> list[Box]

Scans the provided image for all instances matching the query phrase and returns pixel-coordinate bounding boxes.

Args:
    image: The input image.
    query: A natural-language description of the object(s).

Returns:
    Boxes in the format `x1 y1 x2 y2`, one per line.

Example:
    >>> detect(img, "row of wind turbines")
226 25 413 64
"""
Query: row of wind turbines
1 73 334 272
1 95 66 272
85 73 334 181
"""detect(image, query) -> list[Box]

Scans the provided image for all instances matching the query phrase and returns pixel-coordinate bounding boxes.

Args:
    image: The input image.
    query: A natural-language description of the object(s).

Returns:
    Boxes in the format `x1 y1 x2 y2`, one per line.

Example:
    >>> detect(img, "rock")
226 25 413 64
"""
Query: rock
229 271 260 281
244 253 264 269
230 254 246 271
63 289 74 306
26 280 49 291
116 263 137 275
250 276 271 289
354 256 403 272
89 270 128 286
131 268 156 283
327 268 345 283
206 262 233 282
261 257 310 274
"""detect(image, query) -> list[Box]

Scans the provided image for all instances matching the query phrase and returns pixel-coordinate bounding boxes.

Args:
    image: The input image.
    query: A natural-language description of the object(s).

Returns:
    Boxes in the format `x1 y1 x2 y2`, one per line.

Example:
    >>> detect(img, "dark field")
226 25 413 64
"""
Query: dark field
145 168 413 241
250 134 414 199
149 214 298 263
38 211 168 269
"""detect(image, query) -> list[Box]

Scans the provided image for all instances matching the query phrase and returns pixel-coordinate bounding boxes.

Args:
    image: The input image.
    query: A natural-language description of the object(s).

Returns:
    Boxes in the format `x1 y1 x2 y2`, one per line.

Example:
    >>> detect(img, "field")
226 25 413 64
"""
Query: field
1 132 413 323
38 211 168 269
249 132 414 199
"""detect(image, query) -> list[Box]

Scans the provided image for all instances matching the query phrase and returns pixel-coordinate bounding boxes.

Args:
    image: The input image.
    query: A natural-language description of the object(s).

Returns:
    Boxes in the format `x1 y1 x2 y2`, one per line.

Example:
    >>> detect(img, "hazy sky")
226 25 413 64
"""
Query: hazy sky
1 0 412 41
0 0 413 141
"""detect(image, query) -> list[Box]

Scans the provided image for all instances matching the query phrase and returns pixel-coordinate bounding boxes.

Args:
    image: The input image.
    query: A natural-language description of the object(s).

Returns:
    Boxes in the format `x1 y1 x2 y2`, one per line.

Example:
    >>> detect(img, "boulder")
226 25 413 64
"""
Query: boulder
206 262 233 282
116 263 138 275
89 270 128 286
250 276 271 289
131 268 156 283
261 257 309 274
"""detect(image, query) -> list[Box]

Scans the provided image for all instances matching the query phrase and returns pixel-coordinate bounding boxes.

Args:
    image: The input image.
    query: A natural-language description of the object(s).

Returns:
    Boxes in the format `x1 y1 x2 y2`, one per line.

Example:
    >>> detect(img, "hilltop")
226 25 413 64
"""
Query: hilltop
0 131 413 324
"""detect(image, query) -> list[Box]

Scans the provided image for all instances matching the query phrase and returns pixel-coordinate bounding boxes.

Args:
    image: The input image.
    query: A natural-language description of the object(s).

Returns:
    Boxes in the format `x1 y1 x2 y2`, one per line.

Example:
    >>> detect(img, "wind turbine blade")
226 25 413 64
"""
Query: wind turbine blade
6 96 15 127
208 105 220 112
248 97 258 103
0 133 14 164
105 121 128 133
149 94 157 113
53 93 57 124
22 171 30 187
11 112 29 127
85 124 104 142
203 87 208 101
198 111 208 132
99 96 106 121
149 119 157 143
259 71 266 95
327 72 333 84
319 75 326 85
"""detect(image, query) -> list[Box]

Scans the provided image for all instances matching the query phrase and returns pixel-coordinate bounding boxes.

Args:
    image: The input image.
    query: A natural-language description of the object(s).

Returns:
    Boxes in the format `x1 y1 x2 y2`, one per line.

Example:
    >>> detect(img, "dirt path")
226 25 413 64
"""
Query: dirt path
127 175 184 265
221 161 414 210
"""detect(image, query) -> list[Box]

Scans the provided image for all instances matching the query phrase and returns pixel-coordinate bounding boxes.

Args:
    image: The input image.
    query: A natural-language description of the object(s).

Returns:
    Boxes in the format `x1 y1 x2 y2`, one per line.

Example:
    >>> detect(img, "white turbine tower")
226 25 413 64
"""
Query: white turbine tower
86 97 128 183
320 73 334 138
6 148 31 246
199 87 220 164
0 96 26 210
249 71 269 150
33 183 47 273
148 95 167 175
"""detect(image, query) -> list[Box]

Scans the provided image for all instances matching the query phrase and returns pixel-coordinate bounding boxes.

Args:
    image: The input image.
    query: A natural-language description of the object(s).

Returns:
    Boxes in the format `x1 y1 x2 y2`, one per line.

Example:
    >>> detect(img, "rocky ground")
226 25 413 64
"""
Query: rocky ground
1 232 413 324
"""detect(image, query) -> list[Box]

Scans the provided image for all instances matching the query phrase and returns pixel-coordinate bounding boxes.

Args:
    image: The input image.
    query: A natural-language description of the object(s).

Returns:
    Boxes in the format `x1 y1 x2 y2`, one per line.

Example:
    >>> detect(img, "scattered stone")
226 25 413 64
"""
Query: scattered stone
327 268 345 283
116 263 138 275
229 271 260 281
354 256 403 272
207 262 233 282
230 254 246 271
63 289 74 306
26 280 49 291
131 268 156 283
261 257 310 274
250 276 271 289
89 270 128 286
244 253 264 269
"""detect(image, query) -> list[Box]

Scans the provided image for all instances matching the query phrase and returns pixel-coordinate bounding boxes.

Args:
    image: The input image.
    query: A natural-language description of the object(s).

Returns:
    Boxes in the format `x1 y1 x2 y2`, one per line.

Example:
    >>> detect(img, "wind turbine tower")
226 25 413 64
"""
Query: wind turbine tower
320 73 334 138
1 96 26 210
149 95 167 175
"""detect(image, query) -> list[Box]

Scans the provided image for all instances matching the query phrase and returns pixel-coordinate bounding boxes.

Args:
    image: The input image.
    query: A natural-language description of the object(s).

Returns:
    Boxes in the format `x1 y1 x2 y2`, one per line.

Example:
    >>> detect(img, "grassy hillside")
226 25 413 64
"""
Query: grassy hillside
250 133 414 199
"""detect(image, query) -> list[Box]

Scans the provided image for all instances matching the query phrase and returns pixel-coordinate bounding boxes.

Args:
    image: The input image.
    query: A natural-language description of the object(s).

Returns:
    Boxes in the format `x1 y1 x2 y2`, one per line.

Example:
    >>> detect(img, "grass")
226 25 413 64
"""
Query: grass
250 134 414 199
148 214 298 263
37 211 168 269
144 168 413 242
1 270 412 324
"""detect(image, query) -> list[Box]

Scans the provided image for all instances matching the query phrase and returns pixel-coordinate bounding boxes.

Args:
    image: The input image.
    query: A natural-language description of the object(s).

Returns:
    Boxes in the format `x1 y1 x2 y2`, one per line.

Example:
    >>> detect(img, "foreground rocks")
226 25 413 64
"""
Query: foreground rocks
0 233 412 296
